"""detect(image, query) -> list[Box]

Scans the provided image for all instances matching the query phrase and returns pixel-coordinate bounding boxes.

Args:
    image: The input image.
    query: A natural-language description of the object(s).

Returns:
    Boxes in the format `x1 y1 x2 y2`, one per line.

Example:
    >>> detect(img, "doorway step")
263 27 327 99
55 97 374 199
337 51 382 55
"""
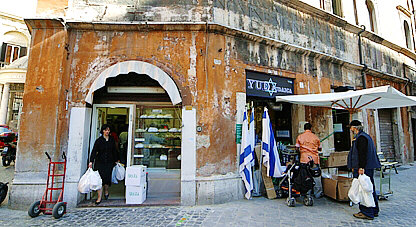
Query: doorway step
77 195 180 208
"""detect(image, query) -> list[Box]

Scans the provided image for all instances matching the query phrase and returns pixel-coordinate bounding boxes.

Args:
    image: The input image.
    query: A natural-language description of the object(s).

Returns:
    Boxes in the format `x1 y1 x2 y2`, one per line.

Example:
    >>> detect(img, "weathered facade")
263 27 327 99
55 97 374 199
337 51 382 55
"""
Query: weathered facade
9 0 416 209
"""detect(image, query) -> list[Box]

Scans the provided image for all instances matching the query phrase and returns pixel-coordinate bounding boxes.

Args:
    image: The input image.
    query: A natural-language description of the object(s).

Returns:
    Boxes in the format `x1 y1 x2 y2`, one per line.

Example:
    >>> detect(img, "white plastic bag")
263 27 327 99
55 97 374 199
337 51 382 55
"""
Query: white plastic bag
358 174 375 207
89 169 103 191
348 178 360 204
115 163 125 181
358 174 373 192
78 168 92 193
112 166 118 184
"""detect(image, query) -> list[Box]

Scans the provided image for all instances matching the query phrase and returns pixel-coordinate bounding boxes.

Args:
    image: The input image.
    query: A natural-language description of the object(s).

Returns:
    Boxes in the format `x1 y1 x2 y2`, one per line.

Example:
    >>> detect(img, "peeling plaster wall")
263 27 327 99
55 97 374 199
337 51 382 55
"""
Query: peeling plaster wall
10 21 70 209
213 1 356 62
65 1 416 81
212 0 416 80
366 75 414 164
36 0 68 18
37 23 355 179
67 0 211 22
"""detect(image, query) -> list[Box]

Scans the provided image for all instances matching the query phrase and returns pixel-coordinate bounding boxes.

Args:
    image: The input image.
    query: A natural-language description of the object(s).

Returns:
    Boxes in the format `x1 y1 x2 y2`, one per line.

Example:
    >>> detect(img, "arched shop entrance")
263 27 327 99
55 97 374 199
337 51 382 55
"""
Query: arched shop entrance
85 61 182 205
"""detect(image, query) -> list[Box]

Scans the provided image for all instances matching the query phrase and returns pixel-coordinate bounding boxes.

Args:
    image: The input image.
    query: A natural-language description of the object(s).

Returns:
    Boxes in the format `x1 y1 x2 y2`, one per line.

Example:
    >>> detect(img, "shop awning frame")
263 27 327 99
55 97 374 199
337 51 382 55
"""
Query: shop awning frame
275 85 416 113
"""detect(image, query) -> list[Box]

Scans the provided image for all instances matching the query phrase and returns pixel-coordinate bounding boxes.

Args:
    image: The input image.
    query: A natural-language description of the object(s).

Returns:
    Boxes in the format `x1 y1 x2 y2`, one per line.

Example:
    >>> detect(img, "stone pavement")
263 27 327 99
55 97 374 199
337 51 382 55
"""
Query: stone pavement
0 164 415 226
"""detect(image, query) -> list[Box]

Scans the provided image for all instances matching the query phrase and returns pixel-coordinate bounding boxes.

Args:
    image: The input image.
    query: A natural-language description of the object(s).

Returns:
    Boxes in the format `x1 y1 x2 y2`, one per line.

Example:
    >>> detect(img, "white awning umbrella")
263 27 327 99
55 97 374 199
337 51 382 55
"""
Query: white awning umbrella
275 85 416 112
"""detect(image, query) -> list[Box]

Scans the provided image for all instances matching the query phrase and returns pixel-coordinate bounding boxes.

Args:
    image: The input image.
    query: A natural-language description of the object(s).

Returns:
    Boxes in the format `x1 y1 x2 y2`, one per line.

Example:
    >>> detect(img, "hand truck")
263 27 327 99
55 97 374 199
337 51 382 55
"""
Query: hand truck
28 152 67 219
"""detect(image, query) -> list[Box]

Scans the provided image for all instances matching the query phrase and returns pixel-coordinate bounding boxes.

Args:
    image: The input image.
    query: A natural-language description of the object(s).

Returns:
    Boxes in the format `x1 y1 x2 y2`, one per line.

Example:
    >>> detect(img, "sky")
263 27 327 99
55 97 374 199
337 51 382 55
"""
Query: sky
0 0 37 18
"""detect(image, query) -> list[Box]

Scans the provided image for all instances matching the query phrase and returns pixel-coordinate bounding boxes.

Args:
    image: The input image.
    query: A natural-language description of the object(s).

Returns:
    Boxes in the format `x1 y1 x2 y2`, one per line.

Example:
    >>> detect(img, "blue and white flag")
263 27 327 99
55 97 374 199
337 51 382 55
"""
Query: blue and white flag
239 107 254 199
262 107 285 177
248 108 255 166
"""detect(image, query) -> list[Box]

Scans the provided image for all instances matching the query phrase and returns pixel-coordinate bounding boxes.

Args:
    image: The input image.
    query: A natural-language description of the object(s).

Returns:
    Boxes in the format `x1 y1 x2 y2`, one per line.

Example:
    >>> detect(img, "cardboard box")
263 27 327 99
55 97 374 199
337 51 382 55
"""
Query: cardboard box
125 165 146 186
322 175 353 201
321 151 349 167
126 184 147 204
254 145 276 199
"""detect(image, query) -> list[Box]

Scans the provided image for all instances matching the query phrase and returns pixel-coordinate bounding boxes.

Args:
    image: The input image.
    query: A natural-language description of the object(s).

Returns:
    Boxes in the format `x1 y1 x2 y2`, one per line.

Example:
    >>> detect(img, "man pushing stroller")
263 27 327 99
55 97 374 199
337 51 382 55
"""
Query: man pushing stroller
296 122 323 198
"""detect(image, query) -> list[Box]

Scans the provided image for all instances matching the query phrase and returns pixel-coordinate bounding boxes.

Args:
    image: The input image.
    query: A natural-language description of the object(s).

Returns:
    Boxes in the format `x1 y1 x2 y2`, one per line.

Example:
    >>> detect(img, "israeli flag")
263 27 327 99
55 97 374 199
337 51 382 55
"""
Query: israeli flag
262 107 285 177
239 107 254 199
248 108 255 166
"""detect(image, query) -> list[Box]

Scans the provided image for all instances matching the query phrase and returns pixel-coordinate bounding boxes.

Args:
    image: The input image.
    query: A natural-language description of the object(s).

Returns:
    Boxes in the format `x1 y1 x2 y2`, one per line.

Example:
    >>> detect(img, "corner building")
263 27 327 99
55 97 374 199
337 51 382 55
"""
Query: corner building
10 0 416 209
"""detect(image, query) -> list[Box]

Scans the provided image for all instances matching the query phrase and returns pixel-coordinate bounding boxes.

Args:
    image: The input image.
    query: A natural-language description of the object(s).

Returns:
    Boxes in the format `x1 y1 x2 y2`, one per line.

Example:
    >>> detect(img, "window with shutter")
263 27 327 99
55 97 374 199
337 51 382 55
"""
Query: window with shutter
0 43 27 65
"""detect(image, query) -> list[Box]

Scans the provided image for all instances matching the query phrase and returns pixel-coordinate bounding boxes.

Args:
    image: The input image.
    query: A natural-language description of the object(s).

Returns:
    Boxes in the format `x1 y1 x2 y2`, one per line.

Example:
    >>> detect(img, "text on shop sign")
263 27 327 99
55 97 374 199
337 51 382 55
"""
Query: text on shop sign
246 70 294 98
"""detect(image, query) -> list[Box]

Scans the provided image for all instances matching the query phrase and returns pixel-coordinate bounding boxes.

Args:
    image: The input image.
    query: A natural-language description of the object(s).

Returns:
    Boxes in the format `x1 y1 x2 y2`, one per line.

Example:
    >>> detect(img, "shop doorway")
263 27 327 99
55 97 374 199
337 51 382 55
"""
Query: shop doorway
85 71 182 206
332 109 351 151
247 98 293 145
90 104 134 200
378 109 396 161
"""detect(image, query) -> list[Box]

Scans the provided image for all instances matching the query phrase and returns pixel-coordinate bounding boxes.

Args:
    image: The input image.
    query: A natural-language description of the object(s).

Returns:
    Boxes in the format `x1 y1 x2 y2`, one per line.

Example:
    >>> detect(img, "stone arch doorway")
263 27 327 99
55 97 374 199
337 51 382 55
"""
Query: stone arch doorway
76 60 186 206
85 60 182 105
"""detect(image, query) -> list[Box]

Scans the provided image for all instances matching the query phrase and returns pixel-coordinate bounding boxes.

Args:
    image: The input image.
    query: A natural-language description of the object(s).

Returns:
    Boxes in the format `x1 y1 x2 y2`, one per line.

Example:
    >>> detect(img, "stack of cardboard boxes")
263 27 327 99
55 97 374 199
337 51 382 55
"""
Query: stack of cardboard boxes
320 151 353 201
125 165 147 204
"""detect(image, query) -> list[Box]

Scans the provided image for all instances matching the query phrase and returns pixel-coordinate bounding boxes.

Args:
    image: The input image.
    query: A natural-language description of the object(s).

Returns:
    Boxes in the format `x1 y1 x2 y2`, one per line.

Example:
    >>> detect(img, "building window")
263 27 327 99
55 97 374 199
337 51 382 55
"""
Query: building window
366 0 377 32
332 0 343 17
0 43 27 66
404 21 413 49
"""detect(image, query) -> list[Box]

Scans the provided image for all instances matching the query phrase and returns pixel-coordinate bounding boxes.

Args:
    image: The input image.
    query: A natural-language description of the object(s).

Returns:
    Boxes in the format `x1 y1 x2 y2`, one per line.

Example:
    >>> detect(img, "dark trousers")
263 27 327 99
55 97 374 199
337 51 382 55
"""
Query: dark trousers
353 169 379 218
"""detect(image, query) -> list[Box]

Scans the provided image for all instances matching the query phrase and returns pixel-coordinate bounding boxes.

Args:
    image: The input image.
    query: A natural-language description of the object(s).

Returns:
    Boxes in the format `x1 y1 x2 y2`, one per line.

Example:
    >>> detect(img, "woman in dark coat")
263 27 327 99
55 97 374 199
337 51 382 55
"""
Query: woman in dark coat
89 124 119 205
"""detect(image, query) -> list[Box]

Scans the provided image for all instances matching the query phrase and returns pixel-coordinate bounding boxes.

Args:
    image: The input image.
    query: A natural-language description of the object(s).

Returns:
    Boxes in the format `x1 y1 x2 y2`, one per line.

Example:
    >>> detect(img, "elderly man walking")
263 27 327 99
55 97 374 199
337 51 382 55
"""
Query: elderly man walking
348 120 381 220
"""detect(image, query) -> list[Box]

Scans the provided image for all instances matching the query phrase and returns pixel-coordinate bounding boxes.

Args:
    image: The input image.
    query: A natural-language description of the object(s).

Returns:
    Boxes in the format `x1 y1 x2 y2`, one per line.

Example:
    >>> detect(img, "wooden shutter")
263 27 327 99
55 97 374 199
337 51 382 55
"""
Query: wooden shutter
378 109 395 160
0 43 6 62
19 47 27 57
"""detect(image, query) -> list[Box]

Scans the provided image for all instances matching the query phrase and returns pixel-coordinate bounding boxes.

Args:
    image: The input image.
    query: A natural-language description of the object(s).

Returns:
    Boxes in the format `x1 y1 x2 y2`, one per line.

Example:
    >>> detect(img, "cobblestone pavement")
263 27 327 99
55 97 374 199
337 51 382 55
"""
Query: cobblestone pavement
0 164 415 226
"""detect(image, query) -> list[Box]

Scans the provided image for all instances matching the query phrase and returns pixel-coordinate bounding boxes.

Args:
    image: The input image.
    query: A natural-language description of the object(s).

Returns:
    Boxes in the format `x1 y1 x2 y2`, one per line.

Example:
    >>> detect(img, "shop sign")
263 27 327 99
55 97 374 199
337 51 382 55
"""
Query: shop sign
246 70 294 98
236 124 242 144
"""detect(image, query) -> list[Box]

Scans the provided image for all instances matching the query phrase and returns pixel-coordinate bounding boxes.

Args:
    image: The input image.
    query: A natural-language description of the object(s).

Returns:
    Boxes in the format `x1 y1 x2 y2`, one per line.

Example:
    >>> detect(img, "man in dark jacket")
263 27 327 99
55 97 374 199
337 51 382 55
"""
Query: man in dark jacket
347 120 381 220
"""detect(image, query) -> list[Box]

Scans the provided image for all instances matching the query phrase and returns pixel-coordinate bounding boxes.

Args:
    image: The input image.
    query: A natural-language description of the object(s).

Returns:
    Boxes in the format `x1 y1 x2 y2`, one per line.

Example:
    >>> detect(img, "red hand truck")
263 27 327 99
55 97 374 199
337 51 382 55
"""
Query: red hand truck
28 152 67 219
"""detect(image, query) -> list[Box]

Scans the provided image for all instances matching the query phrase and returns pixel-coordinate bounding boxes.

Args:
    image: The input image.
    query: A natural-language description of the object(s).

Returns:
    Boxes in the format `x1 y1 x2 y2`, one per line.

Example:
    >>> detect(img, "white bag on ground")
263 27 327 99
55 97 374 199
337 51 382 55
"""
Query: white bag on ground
115 163 126 181
112 166 118 184
89 169 103 191
348 178 360 204
78 168 93 193
358 174 375 207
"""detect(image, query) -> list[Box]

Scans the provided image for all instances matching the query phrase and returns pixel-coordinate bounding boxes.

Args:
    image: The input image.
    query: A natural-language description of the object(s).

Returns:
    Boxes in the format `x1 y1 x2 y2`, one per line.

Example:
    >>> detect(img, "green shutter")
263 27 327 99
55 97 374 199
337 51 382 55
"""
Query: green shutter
19 46 27 57
0 43 7 62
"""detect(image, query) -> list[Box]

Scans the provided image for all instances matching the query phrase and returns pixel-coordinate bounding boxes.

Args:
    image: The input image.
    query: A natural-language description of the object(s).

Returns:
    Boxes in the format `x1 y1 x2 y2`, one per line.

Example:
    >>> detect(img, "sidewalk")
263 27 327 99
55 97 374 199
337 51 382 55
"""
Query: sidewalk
0 164 415 226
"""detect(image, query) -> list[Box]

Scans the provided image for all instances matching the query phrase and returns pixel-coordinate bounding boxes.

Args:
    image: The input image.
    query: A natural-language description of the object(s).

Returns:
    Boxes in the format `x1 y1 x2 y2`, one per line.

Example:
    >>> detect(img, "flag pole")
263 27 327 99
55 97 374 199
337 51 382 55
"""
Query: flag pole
253 107 264 196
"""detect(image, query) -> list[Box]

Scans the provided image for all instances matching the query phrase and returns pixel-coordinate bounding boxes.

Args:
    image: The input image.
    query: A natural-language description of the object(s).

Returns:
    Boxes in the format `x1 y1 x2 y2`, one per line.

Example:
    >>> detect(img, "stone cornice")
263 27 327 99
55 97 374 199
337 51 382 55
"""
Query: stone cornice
0 11 25 24
396 5 412 18
24 18 66 34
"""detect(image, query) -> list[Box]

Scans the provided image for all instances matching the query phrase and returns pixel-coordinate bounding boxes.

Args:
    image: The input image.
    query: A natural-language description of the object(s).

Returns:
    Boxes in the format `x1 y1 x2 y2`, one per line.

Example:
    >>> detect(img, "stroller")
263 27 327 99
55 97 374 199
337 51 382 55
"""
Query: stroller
276 154 318 207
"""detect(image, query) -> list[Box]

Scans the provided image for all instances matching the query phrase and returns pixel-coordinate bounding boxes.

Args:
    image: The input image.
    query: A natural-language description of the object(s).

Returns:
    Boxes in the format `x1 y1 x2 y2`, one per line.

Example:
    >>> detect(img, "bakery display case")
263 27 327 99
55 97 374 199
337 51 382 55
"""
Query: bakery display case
133 106 181 169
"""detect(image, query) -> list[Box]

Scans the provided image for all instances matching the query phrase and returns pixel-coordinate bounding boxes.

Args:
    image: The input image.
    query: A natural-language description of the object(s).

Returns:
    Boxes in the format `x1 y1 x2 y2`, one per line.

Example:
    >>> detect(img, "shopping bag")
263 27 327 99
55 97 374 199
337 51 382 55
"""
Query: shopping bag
89 169 103 191
78 168 92 193
358 174 375 207
112 166 118 184
358 174 373 192
348 178 360 204
115 163 125 181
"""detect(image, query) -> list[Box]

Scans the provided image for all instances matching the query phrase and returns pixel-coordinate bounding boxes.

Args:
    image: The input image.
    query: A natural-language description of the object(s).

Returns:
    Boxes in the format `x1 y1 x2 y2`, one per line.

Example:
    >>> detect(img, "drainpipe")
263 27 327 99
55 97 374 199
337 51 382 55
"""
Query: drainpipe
358 25 367 88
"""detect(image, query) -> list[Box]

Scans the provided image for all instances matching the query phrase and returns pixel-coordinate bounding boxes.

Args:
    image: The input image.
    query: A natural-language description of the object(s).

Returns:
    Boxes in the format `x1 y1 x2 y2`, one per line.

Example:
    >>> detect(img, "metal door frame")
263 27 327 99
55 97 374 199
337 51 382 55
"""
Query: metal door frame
90 104 135 166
